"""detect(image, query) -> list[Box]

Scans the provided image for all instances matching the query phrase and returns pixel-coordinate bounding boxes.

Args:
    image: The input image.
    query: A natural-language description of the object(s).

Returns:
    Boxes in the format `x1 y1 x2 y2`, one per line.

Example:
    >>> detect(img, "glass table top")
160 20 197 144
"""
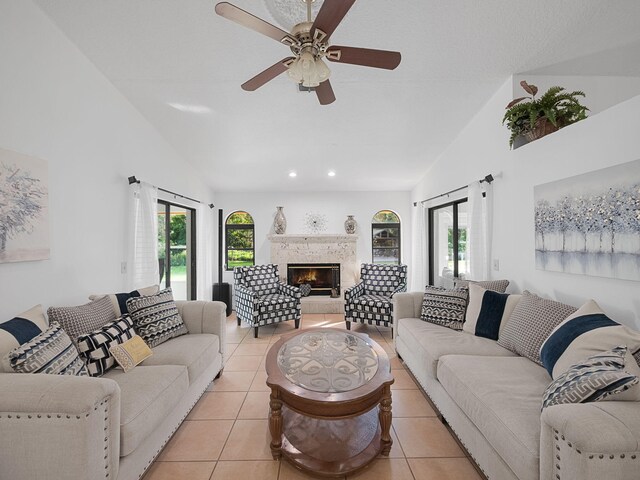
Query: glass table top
277 331 379 393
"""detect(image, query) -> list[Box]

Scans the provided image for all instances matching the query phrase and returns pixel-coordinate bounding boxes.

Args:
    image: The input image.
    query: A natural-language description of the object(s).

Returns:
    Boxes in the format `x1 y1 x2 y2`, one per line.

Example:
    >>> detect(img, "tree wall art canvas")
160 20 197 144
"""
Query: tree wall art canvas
0 148 50 263
534 159 640 281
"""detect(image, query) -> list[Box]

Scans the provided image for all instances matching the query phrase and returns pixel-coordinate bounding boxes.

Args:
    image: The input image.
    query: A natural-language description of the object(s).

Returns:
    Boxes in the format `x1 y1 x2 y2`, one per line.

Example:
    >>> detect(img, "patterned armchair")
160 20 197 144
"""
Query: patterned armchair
233 264 302 338
344 263 408 335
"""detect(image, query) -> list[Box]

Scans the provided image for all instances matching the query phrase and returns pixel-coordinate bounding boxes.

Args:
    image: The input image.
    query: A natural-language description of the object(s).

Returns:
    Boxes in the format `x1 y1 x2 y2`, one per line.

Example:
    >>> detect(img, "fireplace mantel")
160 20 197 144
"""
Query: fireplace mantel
267 234 358 243
268 233 359 313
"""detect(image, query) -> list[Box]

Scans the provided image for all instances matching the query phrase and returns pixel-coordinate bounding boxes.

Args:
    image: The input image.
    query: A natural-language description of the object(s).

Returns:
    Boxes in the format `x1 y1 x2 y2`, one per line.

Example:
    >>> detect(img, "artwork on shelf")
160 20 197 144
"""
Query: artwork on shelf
304 212 328 234
534 159 640 281
0 148 50 263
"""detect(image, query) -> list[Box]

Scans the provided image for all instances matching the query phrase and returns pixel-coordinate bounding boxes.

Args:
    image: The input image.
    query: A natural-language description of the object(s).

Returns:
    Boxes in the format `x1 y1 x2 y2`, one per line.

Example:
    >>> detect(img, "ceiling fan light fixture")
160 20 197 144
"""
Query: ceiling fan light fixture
286 50 331 88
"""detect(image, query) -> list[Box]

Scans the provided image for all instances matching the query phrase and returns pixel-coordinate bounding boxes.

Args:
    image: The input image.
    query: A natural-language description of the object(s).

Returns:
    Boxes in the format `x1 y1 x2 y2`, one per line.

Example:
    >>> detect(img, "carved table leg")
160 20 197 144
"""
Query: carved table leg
379 385 393 456
269 388 283 459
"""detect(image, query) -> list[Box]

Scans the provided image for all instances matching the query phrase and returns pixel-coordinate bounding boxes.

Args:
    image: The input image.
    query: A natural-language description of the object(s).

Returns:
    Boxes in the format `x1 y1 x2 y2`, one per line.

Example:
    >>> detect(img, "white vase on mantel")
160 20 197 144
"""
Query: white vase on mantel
344 215 357 234
273 206 287 234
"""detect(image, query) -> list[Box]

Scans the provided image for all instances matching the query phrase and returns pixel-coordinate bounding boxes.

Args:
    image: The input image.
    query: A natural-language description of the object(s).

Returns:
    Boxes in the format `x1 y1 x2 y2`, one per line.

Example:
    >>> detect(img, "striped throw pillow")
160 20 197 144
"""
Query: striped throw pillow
126 288 188 347
7 323 88 376
89 284 160 316
463 284 521 340
77 316 136 377
540 299 640 401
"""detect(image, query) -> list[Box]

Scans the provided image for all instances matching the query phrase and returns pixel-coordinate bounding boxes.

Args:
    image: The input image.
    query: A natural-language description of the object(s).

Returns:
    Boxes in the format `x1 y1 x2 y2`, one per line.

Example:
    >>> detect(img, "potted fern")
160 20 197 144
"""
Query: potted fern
503 81 589 149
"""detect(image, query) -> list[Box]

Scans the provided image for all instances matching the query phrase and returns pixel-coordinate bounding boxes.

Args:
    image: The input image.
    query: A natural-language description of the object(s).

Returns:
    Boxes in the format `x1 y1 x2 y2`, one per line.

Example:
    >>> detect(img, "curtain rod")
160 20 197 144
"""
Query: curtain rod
413 174 494 207
128 176 214 208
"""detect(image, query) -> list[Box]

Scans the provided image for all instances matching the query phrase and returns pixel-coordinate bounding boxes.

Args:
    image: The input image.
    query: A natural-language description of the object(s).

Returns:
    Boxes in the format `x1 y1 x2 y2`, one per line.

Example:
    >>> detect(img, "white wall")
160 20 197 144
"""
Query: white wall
412 77 640 328
214 191 412 285
0 1 214 319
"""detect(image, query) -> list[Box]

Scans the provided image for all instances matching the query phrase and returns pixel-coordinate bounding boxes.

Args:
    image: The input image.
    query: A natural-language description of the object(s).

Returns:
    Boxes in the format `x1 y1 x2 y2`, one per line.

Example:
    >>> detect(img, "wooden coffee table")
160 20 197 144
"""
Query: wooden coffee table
265 328 394 477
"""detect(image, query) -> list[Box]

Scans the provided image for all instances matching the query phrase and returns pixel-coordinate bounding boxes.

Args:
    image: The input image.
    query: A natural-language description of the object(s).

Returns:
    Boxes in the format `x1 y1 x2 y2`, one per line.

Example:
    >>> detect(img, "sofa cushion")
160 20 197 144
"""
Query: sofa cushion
141 333 220 384
47 296 117 347
463 284 521 340
76 315 136 377
104 364 188 457
540 299 640 378
437 355 550 480
7 323 88 376
126 288 188 347
454 278 510 293
498 290 577 365
396 318 516 379
89 284 159 316
0 305 48 373
542 346 639 410
420 286 469 331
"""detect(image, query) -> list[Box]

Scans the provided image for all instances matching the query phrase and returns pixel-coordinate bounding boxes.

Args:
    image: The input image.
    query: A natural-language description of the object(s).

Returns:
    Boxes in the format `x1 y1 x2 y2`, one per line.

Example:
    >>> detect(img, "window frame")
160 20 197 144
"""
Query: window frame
225 211 255 271
157 199 197 300
428 197 467 285
371 210 402 265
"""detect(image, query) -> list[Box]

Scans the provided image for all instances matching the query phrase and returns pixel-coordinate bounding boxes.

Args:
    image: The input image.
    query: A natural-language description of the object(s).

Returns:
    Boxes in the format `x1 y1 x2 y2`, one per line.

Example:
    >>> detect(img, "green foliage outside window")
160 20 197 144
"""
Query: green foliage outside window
226 211 255 269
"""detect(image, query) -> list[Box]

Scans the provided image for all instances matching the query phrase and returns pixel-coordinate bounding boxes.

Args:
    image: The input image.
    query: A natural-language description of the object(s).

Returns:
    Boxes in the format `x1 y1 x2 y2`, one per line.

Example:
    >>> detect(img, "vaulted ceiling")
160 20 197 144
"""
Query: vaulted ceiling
34 0 640 192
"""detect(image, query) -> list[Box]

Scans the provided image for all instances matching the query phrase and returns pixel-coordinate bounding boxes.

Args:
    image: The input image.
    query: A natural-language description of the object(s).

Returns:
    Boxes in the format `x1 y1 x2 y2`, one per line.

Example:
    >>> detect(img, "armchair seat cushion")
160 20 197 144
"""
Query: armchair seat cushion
352 294 393 315
258 294 299 315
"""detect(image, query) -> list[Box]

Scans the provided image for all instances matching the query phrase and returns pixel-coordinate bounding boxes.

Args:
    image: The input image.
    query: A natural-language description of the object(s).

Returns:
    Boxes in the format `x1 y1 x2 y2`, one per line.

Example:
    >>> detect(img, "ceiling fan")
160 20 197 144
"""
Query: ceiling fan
214 0 401 105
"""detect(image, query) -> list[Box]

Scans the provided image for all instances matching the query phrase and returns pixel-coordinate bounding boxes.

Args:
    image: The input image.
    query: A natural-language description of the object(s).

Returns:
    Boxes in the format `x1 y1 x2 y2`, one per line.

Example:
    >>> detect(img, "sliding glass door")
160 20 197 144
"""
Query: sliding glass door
429 199 468 286
157 201 196 300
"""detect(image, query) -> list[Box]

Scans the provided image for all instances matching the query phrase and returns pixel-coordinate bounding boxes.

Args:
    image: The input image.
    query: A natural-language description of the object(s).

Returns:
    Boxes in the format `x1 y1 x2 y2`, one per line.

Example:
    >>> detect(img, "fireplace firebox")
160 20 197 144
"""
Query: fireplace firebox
287 263 340 296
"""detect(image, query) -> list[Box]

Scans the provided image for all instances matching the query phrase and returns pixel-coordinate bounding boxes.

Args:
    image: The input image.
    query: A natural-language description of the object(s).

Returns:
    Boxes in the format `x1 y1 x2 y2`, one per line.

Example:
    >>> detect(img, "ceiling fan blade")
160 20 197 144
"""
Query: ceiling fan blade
215 2 295 45
241 57 295 91
326 46 401 70
311 0 357 40
316 80 336 105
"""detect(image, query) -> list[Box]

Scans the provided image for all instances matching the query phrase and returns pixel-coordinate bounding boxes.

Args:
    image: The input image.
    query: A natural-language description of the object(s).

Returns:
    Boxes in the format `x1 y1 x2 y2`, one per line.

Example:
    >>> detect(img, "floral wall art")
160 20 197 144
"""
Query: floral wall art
534 159 640 281
0 148 50 263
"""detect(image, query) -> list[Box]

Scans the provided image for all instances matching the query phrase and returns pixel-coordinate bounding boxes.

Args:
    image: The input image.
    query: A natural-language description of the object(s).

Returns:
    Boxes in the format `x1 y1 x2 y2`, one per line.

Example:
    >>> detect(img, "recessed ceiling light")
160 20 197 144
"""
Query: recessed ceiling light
289 171 297 178
167 103 212 114
328 170 336 177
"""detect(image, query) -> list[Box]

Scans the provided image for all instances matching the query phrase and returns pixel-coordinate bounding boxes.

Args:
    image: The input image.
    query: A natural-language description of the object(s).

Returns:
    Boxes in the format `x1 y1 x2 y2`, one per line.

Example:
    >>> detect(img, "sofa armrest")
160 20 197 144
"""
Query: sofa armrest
540 402 640 480
393 291 424 322
176 300 226 358
0 373 121 480
391 283 408 297
344 281 365 302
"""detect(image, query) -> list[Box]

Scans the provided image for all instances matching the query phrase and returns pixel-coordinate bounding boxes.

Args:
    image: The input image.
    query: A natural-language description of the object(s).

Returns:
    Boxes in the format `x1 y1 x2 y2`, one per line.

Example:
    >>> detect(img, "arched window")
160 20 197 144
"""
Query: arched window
225 211 255 270
372 210 401 264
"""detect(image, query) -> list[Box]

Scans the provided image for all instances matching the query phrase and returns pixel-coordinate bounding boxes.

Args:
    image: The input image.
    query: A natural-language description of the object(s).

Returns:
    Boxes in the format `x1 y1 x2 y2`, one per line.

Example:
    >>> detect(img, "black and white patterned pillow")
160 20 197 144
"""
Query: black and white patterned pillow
541 346 638 410
126 288 188 347
0 305 49 373
454 279 510 294
7 323 88 376
47 296 117 347
420 286 469 331
89 284 159 316
77 316 136 377
498 291 577 365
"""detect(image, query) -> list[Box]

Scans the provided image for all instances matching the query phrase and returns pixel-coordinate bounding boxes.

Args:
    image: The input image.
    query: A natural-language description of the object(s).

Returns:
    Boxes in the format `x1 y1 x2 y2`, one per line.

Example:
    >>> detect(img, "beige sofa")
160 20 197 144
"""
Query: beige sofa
0 300 226 480
394 292 640 480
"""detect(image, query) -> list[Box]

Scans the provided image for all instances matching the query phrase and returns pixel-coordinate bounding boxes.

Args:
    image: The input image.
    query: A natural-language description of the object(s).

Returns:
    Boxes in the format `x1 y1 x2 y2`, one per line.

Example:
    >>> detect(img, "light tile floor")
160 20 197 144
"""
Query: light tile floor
143 313 482 480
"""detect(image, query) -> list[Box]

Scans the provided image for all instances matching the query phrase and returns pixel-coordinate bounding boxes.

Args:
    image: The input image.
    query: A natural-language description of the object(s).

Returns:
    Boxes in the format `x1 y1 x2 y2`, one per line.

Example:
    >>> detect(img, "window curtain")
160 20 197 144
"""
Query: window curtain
127 182 159 290
196 203 214 300
467 180 493 280
410 202 428 290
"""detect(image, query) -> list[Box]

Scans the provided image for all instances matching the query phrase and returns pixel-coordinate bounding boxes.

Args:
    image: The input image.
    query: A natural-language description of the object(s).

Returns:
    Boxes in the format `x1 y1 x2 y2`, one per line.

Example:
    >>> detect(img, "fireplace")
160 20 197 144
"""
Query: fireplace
287 263 340 296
